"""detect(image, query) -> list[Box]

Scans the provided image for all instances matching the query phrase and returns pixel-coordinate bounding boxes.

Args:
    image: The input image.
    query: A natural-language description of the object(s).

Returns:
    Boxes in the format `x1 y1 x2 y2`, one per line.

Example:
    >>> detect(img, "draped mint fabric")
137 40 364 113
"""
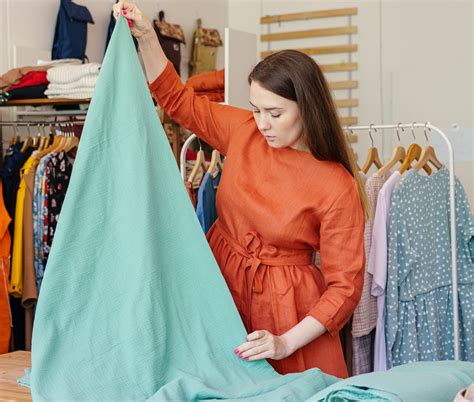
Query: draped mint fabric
30 16 337 400
30 16 474 401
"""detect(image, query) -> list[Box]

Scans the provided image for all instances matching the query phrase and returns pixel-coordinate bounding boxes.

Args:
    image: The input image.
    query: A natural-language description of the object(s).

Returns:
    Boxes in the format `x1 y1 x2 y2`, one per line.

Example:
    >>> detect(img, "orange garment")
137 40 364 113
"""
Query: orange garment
150 61 365 378
185 69 224 92
0 182 12 354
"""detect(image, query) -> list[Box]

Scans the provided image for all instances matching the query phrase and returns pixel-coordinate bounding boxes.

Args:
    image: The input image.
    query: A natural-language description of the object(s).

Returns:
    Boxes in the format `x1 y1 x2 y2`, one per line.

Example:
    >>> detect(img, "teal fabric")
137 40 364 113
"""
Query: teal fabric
312 361 474 402
29 16 474 401
30 16 338 400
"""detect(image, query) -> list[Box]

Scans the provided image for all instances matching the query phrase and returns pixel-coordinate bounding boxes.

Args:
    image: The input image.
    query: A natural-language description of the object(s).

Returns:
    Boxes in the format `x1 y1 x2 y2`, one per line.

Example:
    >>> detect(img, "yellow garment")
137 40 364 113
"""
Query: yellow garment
9 155 37 298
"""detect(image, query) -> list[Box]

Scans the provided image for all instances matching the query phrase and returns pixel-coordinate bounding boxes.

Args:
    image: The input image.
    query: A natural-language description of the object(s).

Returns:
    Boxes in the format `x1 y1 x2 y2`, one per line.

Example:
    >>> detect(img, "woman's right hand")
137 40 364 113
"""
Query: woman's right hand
112 1 153 39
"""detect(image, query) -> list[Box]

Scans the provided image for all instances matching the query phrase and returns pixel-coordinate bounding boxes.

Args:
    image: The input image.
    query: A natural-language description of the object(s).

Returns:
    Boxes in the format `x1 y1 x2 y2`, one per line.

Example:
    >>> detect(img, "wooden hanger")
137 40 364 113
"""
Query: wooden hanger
187 149 206 185
413 125 442 172
398 124 432 175
206 149 223 176
63 124 79 153
20 136 33 153
361 125 383 173
375 125 406 176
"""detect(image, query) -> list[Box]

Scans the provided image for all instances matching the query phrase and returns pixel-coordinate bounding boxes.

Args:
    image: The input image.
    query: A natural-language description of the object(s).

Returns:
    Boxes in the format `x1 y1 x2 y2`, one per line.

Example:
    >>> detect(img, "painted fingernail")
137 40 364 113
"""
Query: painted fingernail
128 20 133 28
122 10 127 15
245 357 249 361
238 354 243 358
234 349 239 354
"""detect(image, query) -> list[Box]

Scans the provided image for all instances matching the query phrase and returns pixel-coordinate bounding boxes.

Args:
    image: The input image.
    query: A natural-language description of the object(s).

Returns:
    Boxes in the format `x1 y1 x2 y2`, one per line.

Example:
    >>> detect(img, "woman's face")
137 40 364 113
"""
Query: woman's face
249 81 307 151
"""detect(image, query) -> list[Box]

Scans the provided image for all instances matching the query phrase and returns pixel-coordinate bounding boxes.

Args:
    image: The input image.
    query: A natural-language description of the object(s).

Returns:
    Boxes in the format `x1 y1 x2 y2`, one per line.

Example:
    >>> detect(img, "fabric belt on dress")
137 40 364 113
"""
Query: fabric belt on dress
213 221 313 330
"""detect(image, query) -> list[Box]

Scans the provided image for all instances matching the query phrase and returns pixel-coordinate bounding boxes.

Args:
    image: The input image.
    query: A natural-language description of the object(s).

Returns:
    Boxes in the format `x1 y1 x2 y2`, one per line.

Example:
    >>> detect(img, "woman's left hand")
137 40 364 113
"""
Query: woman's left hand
234 330 293 361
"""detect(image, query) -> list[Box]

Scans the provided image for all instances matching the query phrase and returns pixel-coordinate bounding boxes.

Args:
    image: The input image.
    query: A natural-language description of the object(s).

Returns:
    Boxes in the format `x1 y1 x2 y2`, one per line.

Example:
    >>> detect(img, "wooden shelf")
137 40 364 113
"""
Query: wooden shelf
261 8 358 24
1 98 90 107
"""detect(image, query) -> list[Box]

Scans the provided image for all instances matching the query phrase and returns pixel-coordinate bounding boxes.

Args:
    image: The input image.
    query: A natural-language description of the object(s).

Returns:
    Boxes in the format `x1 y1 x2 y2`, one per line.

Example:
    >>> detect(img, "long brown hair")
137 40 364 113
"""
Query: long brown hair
248 49 370 219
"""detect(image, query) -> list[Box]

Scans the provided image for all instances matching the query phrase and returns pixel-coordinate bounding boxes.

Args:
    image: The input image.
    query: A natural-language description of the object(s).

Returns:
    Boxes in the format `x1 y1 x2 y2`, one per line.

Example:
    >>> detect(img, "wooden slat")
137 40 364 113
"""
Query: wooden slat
329 80 358 90
346 134 358 143
335 99 359 108
261 44 357 58
261 26 357 42
320 62 358 73
261 8 358 24
340 116 358 126
1 98 90 107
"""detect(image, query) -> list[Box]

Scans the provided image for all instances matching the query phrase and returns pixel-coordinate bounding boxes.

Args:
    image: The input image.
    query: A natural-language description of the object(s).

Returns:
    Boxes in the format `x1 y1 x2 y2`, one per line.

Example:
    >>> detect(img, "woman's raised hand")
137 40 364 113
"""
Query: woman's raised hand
112 1 153 39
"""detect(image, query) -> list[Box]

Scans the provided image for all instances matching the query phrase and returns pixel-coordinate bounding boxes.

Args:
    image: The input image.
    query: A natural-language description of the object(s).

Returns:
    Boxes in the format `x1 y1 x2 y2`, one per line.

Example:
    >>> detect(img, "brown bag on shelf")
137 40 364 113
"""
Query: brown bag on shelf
189 18 223 77
153 11 186 76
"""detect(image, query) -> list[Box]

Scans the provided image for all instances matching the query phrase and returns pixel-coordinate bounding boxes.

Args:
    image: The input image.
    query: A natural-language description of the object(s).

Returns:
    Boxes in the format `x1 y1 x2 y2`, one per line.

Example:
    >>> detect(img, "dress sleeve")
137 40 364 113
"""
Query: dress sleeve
307 184 365 337
149 61 251 155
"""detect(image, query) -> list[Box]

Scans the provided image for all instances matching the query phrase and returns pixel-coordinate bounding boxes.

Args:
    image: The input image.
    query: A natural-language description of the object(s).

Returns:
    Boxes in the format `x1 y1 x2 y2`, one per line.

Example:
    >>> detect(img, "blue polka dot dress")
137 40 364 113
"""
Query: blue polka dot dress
385 167 474 367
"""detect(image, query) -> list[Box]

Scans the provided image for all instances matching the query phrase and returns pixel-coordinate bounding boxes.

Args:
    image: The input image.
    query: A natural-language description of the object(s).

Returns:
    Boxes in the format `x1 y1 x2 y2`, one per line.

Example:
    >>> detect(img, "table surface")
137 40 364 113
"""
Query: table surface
0 351 32 401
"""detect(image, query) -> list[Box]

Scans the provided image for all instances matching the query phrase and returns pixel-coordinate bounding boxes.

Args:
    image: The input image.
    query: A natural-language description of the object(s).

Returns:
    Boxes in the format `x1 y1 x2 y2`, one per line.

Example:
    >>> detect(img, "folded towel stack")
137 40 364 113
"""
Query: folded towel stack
45 63 101 99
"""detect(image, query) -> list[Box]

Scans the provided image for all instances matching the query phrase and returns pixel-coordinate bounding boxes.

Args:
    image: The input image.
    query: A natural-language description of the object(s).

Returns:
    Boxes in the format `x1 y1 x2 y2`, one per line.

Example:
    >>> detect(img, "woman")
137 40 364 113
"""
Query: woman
113 1 367 378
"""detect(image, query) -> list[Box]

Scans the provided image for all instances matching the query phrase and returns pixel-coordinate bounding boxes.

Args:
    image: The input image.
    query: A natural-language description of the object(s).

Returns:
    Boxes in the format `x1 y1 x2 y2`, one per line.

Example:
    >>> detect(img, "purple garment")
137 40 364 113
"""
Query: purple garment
367 171 402 371
351 172 391 375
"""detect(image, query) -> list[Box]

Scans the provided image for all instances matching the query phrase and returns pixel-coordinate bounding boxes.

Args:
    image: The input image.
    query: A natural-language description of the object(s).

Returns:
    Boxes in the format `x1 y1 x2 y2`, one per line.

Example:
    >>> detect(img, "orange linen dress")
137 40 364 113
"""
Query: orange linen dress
150 61 365 378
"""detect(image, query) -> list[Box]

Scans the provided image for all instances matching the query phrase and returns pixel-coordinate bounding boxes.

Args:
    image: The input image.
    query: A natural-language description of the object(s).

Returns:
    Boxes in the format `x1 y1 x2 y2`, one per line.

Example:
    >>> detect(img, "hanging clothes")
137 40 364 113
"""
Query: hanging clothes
351 172 391 375
367 171 402 371
22 156 40 351
33 154 53 294
0 182 12 354
150 60 365 378
196 171 221 233
385 168 474 367
9 155 37 298
44 151 74 264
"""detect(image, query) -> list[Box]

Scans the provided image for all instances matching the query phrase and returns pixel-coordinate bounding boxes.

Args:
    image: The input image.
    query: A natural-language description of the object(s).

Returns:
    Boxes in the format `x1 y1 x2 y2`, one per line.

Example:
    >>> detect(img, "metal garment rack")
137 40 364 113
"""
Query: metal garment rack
180 133 199 180
0 120 84 126
347 122 459 361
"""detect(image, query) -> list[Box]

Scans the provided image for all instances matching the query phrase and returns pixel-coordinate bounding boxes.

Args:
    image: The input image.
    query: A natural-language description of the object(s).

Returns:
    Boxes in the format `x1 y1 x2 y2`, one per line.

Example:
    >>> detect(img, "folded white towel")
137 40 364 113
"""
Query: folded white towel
37 58 83 67
47 63 101 84
45 87 95 99
47 75 98 91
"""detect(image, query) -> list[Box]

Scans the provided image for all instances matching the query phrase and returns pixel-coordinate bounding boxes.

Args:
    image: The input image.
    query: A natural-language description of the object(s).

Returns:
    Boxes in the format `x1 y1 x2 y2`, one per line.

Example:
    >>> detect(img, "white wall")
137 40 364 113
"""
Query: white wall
0 0 228 77
1 0 472 203
228 0 473 205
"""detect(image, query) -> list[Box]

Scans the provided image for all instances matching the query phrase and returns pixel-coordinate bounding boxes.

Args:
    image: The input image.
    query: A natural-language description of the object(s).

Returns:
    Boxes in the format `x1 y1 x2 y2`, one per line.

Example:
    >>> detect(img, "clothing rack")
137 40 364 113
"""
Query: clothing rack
347 122 459 361
0 120 84 126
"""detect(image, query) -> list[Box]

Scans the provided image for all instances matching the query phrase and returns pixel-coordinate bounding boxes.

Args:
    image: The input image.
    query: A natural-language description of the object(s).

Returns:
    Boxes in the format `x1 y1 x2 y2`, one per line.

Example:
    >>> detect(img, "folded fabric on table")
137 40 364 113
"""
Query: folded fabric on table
47 63 100 85
47 75 98 92
312 361 474 402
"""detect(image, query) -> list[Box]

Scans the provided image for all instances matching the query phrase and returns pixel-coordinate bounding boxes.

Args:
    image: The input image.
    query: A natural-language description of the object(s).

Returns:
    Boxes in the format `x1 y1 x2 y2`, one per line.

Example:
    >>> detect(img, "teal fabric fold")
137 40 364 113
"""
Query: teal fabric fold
29 15 474 401
312 361 474 402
